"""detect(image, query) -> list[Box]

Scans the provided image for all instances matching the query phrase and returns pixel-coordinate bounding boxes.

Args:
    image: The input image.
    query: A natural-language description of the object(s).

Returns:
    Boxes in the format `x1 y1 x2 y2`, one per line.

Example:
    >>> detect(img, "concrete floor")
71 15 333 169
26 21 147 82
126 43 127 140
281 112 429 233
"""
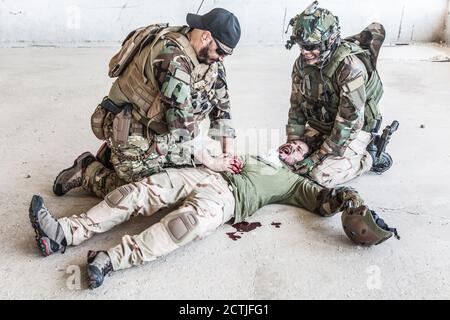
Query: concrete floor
1 43 450 299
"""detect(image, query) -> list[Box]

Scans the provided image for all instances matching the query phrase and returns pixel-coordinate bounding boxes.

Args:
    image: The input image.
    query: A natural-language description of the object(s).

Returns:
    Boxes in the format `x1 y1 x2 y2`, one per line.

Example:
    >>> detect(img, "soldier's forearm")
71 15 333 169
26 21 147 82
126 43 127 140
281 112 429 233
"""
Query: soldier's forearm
287 134 303 142
286 123 305 141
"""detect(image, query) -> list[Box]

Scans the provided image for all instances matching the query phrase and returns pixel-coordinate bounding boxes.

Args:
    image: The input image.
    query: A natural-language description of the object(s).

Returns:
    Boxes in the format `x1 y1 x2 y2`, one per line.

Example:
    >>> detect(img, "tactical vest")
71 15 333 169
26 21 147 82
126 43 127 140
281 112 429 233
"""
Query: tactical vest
297 40 383 134
92 24 219 141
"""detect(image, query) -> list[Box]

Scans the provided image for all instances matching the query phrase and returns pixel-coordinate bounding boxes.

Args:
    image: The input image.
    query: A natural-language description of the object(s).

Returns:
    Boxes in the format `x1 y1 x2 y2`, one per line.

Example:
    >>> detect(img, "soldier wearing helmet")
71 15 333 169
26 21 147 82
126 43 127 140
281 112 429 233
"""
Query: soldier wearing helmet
285 1 394 187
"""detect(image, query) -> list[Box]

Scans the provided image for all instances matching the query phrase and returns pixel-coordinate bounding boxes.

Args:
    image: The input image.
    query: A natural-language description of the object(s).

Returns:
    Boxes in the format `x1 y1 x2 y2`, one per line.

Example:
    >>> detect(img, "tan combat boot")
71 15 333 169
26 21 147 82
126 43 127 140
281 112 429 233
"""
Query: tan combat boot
53 152 96 196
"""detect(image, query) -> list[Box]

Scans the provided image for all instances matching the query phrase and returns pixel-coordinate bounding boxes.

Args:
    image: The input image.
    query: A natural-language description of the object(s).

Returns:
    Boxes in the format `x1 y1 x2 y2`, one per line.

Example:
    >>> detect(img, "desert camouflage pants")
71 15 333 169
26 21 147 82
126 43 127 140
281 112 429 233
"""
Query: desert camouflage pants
307 129 373 187
59 167 235 271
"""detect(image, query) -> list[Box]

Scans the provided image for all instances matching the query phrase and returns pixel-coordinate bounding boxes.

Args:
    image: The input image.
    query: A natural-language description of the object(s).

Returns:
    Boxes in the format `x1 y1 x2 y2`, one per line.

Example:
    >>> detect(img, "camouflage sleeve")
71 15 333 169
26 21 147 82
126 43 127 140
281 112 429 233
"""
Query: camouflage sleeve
286 59 307 140
150 40 199 143
208 61 236 140
319 55 368 157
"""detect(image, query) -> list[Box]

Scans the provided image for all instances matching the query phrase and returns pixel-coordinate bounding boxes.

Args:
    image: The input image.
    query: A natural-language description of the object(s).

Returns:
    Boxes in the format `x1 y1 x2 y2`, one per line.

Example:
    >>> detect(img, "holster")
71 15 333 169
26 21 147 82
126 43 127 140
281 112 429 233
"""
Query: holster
112 104 132 145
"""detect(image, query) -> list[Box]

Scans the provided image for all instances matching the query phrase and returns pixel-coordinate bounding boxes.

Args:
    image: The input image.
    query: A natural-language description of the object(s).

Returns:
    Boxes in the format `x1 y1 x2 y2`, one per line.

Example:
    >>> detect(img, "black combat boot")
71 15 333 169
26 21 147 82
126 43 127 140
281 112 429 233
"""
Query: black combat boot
29 195 67 256
53 152 96 196
87 250 114 289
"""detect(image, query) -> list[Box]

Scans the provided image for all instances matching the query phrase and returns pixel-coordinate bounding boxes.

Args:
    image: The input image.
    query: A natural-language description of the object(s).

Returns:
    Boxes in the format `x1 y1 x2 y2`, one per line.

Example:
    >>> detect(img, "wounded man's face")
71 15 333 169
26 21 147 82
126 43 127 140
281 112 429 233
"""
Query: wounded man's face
278 140 310 167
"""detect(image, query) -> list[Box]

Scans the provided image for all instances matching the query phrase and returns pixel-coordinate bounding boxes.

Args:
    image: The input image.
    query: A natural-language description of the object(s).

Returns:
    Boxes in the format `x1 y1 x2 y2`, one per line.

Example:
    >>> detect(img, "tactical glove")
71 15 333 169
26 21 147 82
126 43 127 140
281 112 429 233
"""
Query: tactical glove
294 150 326 174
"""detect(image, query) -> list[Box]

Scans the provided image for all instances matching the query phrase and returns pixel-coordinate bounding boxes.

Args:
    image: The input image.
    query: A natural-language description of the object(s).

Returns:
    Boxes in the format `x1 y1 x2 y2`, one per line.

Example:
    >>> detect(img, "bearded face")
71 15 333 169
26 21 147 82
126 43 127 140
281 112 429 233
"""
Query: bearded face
197 43 213 64
197 39 229 65
278 140 310 167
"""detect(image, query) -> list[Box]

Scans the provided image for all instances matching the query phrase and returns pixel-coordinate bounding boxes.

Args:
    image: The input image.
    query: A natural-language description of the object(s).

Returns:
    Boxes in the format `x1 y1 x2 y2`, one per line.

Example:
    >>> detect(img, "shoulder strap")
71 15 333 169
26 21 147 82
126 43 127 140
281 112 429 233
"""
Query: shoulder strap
164 31 200 67
144 27 199 88
322 41 365 79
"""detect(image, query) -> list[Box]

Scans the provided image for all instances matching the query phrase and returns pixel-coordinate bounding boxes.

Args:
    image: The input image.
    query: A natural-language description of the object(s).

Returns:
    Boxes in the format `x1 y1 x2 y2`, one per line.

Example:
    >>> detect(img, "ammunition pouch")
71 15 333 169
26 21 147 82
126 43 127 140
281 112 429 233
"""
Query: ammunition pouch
91 97 127 141
363 69 383 133
91 104 108 140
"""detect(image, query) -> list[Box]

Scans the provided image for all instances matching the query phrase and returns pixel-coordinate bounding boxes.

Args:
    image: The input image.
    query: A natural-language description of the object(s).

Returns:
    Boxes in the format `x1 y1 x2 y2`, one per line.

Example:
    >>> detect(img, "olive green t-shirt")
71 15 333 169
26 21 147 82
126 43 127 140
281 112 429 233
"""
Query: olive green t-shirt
222 155 322 223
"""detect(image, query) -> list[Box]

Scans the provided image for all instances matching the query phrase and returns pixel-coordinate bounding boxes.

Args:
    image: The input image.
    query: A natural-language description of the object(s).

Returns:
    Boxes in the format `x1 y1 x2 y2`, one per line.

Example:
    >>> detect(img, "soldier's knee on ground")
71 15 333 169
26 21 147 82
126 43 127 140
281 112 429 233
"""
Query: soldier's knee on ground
161 205 200 246
83 160 121 198
95 142 114 169
105 184 136 208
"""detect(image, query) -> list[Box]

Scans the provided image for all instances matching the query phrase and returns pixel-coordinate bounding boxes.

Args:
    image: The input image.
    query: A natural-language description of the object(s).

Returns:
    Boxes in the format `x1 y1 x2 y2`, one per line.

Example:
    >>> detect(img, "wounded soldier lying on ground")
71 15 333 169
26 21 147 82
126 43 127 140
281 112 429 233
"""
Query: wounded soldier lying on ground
28 140 399 289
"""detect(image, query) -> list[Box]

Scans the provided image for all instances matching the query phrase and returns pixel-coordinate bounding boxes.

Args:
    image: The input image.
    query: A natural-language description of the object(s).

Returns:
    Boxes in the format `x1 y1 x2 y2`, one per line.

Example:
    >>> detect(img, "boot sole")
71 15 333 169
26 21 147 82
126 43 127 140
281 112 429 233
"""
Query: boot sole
29 195 46 238
52 152 93 196
87 264 104 289
36 236 54 257
28 195 62 257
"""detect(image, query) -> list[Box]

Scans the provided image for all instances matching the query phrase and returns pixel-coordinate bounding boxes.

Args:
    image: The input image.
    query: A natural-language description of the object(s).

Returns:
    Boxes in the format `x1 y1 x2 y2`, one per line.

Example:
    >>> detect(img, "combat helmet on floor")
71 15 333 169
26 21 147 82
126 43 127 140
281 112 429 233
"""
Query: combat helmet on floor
342 205 400 246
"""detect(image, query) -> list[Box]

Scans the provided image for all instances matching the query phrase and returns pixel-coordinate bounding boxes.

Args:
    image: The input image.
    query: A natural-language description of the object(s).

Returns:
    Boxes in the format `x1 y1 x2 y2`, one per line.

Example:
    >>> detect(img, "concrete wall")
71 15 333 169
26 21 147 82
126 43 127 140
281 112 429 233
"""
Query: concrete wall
0 0 448 47
446 0 450 44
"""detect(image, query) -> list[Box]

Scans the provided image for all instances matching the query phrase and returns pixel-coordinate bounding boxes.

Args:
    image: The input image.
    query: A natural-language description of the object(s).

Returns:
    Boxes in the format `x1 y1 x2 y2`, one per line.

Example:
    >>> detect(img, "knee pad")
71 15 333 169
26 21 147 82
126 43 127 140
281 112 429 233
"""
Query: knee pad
163 207 199 244
105 184 136 208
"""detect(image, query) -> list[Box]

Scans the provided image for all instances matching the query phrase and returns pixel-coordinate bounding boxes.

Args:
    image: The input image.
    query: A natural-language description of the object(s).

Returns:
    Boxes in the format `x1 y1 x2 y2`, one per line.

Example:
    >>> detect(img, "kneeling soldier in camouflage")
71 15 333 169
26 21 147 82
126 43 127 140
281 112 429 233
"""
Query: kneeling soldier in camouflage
284 1 398 187
29 141 399 289
53 8 242 198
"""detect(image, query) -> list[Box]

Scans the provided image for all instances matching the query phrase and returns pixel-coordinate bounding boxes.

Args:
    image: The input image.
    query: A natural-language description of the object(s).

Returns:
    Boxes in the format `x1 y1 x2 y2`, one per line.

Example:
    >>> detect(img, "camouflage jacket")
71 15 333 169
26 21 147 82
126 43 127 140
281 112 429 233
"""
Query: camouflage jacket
286 53 368 157
147 38 234 144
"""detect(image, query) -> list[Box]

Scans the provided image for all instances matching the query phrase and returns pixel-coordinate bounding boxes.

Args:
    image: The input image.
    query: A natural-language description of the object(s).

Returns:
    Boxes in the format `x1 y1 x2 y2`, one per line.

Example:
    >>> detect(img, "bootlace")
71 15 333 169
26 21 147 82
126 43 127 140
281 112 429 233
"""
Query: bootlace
64 176 82 192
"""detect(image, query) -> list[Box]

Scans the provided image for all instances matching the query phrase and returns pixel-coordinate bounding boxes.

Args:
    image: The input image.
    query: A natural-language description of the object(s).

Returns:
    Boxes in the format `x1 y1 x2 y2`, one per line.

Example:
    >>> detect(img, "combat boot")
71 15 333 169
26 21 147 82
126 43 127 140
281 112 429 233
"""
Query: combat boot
53 152 96 196
29 195 67 256
87 250 114 289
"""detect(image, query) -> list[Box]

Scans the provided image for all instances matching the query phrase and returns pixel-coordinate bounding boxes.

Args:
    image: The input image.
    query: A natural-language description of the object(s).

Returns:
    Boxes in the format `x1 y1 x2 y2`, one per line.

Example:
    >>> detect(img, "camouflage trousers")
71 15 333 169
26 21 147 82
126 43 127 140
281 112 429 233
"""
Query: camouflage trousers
59 167 235 271
307 129 373 187
110 133 193 182
108 135 168 184
81 160 126 199
81 135 194 198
